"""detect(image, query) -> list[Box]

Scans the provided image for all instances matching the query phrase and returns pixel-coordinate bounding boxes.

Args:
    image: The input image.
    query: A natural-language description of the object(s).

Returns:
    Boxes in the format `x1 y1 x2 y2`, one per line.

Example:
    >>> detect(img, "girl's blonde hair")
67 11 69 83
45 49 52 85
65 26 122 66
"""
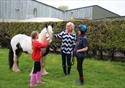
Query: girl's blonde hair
31 31 38 39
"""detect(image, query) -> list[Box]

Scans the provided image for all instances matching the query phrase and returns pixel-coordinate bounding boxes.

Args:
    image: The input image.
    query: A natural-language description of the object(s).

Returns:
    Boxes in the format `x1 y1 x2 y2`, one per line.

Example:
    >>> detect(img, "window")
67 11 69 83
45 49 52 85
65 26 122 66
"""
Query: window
70 11 74 20
15 8 20 12
33 8 37 17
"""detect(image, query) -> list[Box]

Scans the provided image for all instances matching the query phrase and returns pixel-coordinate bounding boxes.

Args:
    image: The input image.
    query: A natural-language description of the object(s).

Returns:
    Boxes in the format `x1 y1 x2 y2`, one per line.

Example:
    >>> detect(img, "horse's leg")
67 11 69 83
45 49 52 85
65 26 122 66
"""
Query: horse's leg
12 52 20 72
12 43 23 72
29 58 48 76
29 67 33 76
41 56 48 75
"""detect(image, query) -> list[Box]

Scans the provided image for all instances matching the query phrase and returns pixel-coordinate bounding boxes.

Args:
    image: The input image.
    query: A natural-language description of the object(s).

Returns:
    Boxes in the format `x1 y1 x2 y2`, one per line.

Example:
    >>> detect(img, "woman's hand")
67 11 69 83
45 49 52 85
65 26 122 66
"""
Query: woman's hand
46 37 50 41
77 50 79 53
46 33 49 38
77 47 88 53
46 35 52 43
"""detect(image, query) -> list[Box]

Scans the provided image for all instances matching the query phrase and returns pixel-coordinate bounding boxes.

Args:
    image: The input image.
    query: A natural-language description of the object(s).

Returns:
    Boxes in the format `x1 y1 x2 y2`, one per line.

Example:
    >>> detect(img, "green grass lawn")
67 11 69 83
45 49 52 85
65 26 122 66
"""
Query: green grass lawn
0 49 125 88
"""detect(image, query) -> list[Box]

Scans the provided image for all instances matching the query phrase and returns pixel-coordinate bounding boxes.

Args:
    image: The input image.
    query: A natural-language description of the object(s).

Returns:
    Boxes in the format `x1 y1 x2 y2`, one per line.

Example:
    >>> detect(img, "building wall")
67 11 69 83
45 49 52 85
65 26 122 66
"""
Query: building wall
0 0 28 19
0 0 120 21
92 5 119 20
64 7 93 21
0 0 64 20
27 0 64 19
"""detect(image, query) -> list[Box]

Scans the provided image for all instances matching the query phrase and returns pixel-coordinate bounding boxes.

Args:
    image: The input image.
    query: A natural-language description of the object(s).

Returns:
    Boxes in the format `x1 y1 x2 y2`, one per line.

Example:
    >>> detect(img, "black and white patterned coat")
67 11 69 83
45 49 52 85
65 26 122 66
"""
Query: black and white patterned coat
55 31 76 54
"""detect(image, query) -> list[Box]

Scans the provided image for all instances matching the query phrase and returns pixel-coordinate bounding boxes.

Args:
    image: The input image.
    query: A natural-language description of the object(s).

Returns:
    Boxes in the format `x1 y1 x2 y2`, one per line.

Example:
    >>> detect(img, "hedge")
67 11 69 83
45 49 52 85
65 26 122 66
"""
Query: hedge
0 19 125 60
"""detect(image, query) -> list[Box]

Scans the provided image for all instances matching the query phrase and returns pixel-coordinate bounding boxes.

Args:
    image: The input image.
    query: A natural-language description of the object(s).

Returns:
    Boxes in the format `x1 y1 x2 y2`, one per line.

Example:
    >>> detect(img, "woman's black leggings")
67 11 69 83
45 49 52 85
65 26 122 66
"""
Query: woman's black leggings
33 61 41 74
61 52 72 75
77 58 84 77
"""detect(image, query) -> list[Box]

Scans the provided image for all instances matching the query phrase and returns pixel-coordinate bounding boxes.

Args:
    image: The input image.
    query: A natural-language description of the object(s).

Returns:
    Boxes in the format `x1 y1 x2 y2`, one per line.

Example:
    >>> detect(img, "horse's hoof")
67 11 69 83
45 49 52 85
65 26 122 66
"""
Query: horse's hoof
42 72 48 76
12 69 20 72
29 73 32 77
16 69 20 72
14 70 20 72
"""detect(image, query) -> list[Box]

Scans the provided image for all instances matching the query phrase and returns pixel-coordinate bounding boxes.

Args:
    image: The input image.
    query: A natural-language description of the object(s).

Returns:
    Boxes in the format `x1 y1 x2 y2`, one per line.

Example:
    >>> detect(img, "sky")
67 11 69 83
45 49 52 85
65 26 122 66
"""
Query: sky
37 0 125 16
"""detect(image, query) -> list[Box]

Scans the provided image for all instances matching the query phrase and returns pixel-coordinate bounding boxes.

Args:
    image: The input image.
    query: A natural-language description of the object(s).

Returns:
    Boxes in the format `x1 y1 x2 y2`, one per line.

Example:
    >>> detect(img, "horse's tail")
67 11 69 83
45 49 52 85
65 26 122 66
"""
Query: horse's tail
8 45 14 69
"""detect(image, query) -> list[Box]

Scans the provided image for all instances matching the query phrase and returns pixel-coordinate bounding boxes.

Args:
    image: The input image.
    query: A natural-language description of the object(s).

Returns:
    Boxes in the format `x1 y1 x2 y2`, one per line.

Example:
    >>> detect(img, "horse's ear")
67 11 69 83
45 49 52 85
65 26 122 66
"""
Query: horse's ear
45 24 48 28
51 24 54 28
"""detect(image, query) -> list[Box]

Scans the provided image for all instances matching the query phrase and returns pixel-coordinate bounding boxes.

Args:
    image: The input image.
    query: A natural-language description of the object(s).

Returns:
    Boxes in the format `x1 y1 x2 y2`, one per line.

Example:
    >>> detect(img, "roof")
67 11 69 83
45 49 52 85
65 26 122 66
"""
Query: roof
94 5 120 16
0 17 63 22
65 5 120 16
32 0 64 12
18 17 64 22
94 16 125 20
32 1 120 17
65 5 95 12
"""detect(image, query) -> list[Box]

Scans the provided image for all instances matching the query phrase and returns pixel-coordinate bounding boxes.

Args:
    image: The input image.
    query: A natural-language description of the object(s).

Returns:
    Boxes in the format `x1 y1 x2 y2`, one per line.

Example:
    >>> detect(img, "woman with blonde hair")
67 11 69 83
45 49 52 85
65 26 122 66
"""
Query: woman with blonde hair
55 22 76 76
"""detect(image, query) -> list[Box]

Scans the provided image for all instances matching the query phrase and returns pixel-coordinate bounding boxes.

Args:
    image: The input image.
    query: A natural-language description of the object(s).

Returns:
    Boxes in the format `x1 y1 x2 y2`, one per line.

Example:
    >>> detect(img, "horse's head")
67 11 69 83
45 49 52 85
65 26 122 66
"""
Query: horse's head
38 24 53 43
46 24 53 41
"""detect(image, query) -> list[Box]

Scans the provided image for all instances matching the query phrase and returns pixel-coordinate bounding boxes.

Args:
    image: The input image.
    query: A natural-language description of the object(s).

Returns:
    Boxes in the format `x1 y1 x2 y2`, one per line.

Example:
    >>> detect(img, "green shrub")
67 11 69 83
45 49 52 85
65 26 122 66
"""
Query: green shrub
0 20 125 60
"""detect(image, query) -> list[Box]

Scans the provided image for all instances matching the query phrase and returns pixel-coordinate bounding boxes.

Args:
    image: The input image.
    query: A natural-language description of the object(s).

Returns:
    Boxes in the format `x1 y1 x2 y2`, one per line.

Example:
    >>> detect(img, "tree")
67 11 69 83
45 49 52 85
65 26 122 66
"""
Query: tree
58 5 68 11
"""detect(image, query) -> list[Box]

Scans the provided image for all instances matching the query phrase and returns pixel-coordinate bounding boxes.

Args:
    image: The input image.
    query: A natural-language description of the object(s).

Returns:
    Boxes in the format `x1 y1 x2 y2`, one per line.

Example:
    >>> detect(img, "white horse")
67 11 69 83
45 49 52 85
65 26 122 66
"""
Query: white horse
8 25 53 75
